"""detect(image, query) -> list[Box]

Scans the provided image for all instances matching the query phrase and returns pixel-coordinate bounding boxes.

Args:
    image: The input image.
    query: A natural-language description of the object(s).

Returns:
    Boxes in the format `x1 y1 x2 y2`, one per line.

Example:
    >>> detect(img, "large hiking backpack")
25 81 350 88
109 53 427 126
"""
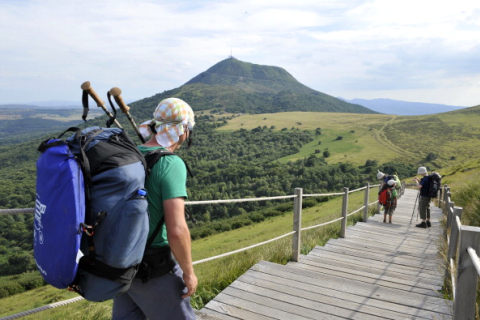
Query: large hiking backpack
35 126 150 301
428 172 442 198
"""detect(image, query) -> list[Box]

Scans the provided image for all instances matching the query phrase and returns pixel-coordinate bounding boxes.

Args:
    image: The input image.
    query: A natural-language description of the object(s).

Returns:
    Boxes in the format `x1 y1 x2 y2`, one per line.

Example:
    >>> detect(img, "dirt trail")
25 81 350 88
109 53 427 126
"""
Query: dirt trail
371 116 418 161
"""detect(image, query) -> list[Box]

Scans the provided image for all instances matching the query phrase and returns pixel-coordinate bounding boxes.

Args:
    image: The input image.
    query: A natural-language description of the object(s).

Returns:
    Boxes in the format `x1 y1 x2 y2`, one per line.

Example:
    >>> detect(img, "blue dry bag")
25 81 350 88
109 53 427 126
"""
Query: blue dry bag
35 127 149 301
34 139 85 289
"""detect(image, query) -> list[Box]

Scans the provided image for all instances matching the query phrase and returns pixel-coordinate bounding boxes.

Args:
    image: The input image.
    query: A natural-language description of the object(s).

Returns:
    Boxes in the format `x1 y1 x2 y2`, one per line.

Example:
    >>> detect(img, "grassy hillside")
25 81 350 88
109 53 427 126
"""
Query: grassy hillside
217 106 480 169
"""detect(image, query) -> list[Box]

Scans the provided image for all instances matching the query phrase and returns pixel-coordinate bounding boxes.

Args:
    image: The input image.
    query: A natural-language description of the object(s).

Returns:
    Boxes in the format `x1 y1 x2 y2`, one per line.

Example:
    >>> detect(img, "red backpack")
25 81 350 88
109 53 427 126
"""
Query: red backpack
378 189 389 205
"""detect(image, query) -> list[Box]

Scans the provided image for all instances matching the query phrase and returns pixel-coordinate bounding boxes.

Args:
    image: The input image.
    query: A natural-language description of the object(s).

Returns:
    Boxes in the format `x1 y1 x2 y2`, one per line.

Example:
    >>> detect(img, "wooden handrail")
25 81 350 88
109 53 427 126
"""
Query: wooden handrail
442 185 480 319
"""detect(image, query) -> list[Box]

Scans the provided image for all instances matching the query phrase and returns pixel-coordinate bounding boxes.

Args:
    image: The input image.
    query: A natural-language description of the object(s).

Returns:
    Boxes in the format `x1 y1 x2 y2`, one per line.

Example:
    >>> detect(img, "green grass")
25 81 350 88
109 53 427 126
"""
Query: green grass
216 107 480 168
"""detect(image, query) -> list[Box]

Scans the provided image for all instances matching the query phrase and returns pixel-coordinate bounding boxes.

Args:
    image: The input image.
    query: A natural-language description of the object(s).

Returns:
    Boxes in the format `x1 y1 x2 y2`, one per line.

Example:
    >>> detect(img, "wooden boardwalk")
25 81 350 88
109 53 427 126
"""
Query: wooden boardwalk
195 188 453 320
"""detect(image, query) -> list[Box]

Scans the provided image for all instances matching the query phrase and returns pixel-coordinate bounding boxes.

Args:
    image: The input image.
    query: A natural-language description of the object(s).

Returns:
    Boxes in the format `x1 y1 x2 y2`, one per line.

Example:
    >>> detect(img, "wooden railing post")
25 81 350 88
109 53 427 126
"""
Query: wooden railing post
441 185 447 210
454 226 480 320
447 201 455 230
363 183 370 222
437 184 443 208
292 188 303 262
376 185 381 214
444 189 452 216
341 187 348 238
445 206 463 290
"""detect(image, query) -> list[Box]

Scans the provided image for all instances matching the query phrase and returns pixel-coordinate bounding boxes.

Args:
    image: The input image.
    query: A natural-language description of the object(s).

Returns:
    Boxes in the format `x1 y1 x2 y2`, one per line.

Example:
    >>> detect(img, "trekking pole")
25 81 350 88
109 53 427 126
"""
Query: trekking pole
81 81 123 128
410 191 420 224
108 87 145 143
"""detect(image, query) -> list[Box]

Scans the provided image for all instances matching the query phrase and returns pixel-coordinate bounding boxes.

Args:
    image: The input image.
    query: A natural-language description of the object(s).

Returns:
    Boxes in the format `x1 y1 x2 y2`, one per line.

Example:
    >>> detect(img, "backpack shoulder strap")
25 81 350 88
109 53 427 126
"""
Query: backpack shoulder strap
143 149 175 249
144 149 194 178
144 149 176 174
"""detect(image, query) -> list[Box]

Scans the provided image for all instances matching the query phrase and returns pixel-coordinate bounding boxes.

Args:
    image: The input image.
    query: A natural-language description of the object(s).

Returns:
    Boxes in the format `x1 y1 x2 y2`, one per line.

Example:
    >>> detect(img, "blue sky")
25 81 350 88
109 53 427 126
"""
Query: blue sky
1 0 479 106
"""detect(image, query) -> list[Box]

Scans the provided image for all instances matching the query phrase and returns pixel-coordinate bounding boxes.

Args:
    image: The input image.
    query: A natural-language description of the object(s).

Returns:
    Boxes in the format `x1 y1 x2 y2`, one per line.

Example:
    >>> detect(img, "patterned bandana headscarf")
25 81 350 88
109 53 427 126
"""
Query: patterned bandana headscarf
139 98 195 147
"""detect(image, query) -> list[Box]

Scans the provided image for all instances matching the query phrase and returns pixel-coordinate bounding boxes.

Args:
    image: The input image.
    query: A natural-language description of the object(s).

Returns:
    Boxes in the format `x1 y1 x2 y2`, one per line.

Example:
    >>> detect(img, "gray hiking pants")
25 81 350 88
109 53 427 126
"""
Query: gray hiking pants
418 196 431 220
112 264 196 320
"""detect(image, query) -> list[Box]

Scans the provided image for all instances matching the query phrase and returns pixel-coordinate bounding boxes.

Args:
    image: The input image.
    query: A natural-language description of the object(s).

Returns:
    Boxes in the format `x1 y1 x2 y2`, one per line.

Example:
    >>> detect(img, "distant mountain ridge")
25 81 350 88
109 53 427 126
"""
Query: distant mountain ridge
134 57 377 115
340 98 466 115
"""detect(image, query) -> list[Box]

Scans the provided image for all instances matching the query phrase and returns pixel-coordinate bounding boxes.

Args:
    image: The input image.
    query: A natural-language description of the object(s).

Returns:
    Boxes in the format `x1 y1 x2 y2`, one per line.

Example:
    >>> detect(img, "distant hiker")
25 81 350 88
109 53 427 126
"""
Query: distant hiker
112 98 197 320
377 170 395 189
414 166 431 228
379 179 397 223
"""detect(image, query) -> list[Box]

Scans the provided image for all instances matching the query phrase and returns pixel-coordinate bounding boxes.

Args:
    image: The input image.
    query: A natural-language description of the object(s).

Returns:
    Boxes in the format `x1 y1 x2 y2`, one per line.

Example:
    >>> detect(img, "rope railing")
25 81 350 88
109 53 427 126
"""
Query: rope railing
0 183 381 320
0 297 84 320
0 208 34 215
347 206 365 217
301 216 344 231
185 194 297 205
192 231 296 265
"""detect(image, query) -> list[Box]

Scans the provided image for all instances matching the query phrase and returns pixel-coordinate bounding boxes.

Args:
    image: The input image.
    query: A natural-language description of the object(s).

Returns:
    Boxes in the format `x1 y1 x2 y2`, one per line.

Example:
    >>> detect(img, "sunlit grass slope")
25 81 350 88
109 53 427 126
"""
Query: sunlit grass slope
217 105 480 168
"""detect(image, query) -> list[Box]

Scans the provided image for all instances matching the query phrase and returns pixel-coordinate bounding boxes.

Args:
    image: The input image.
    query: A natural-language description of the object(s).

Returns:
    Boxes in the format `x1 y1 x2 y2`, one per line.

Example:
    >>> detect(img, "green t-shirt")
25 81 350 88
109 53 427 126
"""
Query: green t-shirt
138 146 188 248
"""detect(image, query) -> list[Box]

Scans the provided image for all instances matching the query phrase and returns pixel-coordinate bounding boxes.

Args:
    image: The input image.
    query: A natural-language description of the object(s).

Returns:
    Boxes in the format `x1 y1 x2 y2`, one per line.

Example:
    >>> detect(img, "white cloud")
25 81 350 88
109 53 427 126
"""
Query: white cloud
1 0 480 106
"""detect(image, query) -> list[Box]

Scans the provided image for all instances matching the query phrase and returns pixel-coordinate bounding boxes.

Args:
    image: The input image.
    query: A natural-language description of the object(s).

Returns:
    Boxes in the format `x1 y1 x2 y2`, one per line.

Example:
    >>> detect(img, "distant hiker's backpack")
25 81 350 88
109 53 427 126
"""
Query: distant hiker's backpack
393 174 401 190
428 172 442 198
34 127 152 302
378 189 388 206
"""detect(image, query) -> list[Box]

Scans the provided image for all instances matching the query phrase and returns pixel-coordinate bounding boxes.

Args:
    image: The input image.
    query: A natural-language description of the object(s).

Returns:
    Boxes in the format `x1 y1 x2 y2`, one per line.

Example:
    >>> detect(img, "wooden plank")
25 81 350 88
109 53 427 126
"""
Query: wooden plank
213 291 346 320
346 223 442 243
297 253 442 287
350 223 443 242
223 284 388 320
194 309 238 320
326 238 443 263
255 261 450 310
287 256 441 296
329 236 439 257
317 244 440 272
204 300 277 320
304 248 442 281
228 279 403 320
341 230 440 252
239 271 450 319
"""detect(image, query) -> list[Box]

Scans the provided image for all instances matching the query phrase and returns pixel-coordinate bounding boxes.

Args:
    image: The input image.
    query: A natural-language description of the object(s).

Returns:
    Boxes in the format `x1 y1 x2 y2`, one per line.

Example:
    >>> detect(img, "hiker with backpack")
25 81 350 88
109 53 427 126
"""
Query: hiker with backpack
414 166 432 228
377 170 395 188
413 167 442 229
112 98 197 320
378 179 397 223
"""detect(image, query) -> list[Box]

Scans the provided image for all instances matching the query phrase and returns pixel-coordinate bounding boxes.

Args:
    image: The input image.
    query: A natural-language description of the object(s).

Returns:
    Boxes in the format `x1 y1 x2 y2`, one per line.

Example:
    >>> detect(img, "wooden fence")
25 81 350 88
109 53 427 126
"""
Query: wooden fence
442 185 480 320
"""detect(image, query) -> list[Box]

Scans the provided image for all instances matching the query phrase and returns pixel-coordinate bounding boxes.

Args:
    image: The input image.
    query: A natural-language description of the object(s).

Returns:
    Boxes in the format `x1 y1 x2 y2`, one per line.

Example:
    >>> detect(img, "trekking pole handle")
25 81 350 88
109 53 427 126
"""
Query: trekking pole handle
109 87 130 114
109 87 145 143
81 81 105 107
